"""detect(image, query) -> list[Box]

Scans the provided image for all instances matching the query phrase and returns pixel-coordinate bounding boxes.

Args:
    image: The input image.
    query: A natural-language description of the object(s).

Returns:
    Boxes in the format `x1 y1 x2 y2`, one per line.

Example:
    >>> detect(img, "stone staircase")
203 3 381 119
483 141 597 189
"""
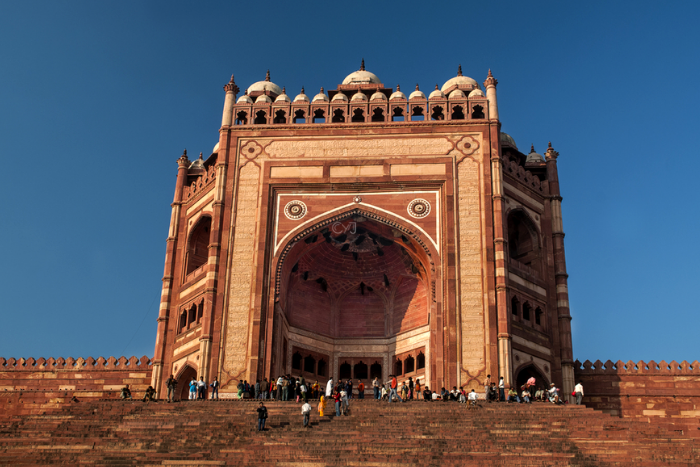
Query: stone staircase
1 398 698 466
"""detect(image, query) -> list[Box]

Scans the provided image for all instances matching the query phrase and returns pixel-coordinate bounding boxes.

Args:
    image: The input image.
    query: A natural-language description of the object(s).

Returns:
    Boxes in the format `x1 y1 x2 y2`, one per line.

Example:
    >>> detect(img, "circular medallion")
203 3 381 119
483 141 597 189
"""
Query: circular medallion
353 196 362 203
284 200 307 220
407 198 431 218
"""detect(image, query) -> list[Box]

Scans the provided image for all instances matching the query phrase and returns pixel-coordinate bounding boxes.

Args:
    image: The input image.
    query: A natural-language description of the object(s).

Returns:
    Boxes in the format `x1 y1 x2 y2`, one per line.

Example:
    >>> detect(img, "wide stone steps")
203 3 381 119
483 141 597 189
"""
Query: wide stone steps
1 399 699 465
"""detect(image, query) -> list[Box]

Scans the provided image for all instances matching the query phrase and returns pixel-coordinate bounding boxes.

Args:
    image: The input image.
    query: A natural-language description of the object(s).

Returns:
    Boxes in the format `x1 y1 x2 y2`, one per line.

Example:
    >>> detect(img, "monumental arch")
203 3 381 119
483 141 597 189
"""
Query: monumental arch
150 63 575 399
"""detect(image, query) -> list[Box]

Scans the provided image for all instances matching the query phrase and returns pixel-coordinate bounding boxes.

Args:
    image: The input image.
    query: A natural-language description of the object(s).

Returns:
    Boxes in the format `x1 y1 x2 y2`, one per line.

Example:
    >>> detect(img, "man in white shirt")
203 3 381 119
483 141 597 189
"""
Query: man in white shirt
468 389 478 406
325 378 333 398
301 401 312 428
574 381 584 405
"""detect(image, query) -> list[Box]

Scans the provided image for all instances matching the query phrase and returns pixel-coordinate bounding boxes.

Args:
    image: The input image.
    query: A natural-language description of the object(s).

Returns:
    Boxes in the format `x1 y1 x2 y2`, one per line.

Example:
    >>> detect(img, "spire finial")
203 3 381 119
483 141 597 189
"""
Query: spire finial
199 152 203 160
488 69 493 78
183 149 187 157
360 58 365 71
244 89 248 95
530 144 535 153
545 141 559 160
320 86 324 93
435 84 439 90
458 64 463 76
415 84 419 91
396 84 400 91
282 86 286 94
301 86 305 94
177 149 189 166
224 74 239 95
265 70 270 82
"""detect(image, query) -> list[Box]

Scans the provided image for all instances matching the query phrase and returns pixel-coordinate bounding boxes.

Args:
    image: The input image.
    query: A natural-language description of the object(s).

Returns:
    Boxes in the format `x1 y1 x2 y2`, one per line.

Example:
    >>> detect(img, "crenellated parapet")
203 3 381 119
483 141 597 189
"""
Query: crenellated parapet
0 355 152 371
183 165 216 202
574 358 699 375
502 158 544 193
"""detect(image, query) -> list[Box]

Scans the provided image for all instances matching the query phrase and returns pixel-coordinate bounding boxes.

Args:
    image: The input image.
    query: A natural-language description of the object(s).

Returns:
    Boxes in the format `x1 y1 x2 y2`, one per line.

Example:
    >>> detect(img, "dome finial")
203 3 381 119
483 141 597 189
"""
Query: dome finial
320 86 324 93
435 84 439 90
360 58 365 71
415 84 419 91
396 84 400 91
300 86 305 94
282 86 286 94
224 74 240 95
548 141 553 149
199 152 203 160
265 70 270 82
488 69 493 78
530 144 535 153
458 64 463 76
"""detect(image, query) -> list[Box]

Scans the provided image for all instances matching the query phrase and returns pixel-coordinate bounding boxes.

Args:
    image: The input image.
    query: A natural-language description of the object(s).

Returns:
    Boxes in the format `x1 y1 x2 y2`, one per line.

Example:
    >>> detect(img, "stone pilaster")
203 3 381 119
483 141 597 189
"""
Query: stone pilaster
484 70 499 121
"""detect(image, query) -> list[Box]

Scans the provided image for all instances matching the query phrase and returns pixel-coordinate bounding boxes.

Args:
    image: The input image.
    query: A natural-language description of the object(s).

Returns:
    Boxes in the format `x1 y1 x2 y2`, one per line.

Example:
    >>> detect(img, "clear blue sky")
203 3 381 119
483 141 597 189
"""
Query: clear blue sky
1 1 698 365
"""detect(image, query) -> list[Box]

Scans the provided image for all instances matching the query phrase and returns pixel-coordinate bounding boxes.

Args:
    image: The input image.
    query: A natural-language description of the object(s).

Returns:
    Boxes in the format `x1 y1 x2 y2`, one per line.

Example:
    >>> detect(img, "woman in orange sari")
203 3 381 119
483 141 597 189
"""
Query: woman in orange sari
318 394 326 417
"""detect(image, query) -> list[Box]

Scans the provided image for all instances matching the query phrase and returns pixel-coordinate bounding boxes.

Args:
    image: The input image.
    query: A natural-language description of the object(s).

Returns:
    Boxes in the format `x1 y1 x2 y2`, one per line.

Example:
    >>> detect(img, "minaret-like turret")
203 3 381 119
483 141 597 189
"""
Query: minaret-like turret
545 142 575 401
484 70 499 121
221 75 239 127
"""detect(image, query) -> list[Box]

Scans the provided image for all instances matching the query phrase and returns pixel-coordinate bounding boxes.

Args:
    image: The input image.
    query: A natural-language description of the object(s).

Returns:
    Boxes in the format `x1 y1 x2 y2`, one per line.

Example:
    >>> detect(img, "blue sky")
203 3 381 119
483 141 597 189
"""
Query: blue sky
1 1 698 365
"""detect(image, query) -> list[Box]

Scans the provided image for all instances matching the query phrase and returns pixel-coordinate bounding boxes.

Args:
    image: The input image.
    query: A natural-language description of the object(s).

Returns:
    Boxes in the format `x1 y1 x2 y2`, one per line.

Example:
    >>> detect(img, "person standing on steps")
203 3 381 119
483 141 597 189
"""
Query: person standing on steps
189 378 197 400
388 375 403 402
261 378 268 400
408 377 414 400
210 377 219 400
484 374 491 402
237 380 245 400
256 402 268 432
165 374 177 403
197 376 207 400
326 377 334 398
372 376 380 400
415 378 421 400
357 380 364 399
318 393 326 417
334 390 342 416
302 400 312 428
498 376 505 402
254 380 260 400
574 381 584 405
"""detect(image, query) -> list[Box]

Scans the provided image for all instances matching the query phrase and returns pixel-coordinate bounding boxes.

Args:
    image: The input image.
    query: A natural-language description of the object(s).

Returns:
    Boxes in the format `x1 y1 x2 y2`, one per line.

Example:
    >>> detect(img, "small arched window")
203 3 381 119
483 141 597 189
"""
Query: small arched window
293 110 306 124
186 217 211 275
511 296 519 317
339 361 351 379
235 111 248 125
371 108 385 122
351 108 365 122
178 310 187 334
416 352 425 370
535 307 543 326
254 110 267 124
292 352 302 371
370 361 382 379
331 109 345 123
273 109 286 124
392 107 405 122
451 105 465 120
523 302 532 321
354 361 368 380
303 355 316 373
404 355 415 373
317 359 327 377
471 105 484 119
431 106 444 121
187 304 196 327
395 359 403 376
508 210 541 274
411 106 424 121
196 301 203 324
312 109 325 123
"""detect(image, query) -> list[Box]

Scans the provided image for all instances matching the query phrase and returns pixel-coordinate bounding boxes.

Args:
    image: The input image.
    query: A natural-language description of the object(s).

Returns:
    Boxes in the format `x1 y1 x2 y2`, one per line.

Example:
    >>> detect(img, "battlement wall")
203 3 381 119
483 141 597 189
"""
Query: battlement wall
574 359 700 438
0 356 152 418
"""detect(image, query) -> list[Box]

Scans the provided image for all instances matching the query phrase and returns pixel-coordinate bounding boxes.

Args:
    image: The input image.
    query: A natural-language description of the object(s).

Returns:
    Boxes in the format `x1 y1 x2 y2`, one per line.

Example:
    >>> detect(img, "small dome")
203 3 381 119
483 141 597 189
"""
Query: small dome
237 92 253 104
248 70 283 96
351 90 368 102
500 132 517 150
526 145 545 163
312 87 329 102
441 66 478 92
429 85 445 99
449 89 466 99
389 85 406 100
409 84 426 100
189 153 205 170
342 59 381 85
370 90 387 101
255 94 272 104
332 92 348 102
293 87 310 103
213 142 220 153
468 89 485 98
275 87 291 103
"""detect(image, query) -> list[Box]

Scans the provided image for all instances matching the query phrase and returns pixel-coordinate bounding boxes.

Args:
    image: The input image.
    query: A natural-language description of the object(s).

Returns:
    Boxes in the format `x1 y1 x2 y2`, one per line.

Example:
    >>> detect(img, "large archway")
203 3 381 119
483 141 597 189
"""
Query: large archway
271 211 436 386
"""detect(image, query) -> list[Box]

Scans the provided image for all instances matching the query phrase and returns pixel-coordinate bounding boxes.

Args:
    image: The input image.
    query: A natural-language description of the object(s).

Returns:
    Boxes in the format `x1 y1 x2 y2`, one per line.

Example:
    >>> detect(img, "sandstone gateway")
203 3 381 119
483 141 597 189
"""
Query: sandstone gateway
151 63 576 401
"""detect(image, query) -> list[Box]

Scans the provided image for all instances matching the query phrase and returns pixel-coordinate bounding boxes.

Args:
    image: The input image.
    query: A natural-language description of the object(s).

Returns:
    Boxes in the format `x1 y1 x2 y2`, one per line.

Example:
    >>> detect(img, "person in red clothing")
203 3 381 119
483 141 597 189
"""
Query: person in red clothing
357 380 365 399
387 375 403 402
333 390 342 416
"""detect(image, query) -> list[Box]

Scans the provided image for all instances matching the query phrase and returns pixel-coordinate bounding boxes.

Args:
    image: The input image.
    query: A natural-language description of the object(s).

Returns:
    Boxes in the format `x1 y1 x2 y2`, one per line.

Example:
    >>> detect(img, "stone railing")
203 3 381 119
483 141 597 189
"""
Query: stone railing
573 359 699 375
0 356 152 370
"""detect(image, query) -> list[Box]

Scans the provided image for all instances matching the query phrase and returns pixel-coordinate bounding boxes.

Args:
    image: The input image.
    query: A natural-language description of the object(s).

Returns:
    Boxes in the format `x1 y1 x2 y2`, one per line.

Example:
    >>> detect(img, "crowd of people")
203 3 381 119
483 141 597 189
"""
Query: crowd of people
116 372 586 422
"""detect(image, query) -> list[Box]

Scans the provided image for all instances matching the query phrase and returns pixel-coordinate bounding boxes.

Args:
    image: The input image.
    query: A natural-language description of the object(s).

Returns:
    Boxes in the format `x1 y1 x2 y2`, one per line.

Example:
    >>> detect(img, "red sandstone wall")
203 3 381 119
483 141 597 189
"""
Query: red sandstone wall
0 356 152 418
574 359 700 438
